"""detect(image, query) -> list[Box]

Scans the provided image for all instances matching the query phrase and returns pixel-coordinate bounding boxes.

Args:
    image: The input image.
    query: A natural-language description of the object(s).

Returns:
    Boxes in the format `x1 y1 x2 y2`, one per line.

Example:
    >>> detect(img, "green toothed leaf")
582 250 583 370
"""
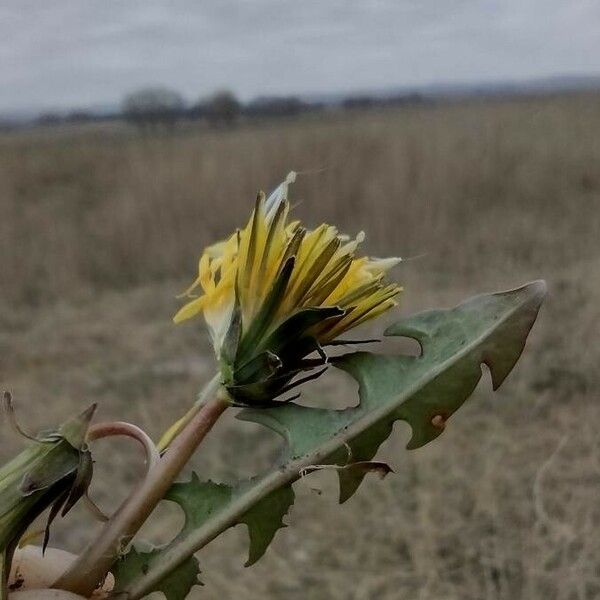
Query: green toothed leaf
166 475 231 541
112 545 200 600
117 281 545 600
165 474 294 567
114 473 294 597
238 482 294 566
243 280 546 498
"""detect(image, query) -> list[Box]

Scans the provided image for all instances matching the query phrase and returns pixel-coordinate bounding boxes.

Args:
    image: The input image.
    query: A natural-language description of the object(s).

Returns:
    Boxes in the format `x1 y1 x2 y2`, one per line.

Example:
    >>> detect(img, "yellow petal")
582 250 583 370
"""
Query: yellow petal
322 284 400 340
199 253 216 293
257 200 288 291
173 173 403 363
364 256 402 274
177 275 202 299
173 296 208 323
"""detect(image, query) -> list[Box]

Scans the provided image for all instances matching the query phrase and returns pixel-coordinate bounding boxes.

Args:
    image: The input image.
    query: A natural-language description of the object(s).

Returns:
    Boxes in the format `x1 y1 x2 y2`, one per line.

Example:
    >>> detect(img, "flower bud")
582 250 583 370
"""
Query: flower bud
174 175 401 407
0 401 95 597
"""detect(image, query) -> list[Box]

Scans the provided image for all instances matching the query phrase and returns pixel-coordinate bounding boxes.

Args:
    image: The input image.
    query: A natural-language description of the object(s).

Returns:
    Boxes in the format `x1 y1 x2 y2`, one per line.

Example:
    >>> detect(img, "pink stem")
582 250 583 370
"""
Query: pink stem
87 421 160 473
54 394 229 597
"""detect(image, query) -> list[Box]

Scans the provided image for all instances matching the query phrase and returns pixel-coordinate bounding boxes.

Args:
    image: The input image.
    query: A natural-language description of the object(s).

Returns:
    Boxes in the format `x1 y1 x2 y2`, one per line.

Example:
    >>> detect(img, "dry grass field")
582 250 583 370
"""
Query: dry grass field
1 94 599 599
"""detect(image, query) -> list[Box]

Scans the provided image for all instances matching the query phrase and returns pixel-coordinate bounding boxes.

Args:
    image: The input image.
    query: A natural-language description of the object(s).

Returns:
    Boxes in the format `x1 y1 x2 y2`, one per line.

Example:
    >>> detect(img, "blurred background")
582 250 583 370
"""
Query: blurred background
1 2 600 599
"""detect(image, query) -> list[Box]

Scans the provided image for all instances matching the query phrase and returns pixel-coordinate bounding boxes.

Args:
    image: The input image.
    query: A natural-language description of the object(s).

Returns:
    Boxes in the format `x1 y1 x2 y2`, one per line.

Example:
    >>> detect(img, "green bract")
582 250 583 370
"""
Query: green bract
0 403 95 599
221 284 346 407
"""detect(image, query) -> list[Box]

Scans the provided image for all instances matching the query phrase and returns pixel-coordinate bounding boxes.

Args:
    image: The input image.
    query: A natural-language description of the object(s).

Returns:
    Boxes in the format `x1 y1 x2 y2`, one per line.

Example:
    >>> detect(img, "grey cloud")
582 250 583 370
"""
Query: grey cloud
1 0 599 113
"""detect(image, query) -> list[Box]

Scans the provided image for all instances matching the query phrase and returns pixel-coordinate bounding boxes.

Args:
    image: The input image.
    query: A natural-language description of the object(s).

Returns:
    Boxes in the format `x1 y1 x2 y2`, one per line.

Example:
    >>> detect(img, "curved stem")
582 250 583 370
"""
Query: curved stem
54 386 229 598
81 421 161 523
87 421 160 473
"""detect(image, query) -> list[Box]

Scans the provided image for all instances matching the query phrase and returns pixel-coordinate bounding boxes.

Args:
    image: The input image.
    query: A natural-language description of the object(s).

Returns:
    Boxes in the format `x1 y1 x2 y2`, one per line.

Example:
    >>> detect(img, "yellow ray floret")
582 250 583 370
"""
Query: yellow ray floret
174 173 402 356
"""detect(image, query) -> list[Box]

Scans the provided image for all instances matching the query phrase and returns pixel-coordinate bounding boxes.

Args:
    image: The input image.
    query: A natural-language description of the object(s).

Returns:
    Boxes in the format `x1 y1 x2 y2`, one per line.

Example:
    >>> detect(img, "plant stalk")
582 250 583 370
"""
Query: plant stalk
87 421 161 473
157 373 221 452
54 386 229 598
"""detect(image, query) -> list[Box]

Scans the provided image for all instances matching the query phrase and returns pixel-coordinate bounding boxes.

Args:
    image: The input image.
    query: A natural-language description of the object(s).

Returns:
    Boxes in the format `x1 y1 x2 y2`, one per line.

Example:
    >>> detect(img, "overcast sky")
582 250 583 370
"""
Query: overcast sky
1 0 600 114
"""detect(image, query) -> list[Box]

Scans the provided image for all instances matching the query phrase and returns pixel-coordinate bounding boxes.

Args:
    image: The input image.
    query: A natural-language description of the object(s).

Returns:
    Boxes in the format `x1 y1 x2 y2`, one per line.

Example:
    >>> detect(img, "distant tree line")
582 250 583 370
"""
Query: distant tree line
118 87 323 128
27 86 426 129
122 87 185 127
119 86 426 129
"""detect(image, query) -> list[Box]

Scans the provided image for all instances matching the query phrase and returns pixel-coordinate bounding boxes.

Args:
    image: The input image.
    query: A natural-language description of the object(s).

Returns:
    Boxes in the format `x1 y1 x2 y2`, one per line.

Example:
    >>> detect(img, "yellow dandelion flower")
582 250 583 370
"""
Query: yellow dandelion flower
174 172 402 407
